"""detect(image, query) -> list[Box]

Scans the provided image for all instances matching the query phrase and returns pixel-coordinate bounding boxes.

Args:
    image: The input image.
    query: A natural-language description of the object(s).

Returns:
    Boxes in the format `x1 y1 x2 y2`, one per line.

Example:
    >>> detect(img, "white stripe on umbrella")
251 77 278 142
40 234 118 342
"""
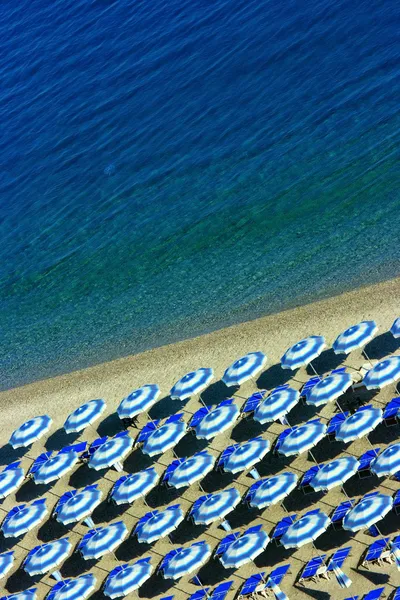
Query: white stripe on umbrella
23 538 72 576
160 541 211 580
222 352 267 386
390 317 400 338
104 560 153 598
194 404 239 440
220 530 270 568
335 408 382 443
167 452 215 489
333 321 378 354
343 494 393 532
246 472 298 509
9 416 52 449
111 468 159 505
254 387 299 424
306 373 352 407
281 336 326 370
281 512 330 548
170 369 214 400
278 421 326 457
47 574 96 600
89 435 133 470
64 399 106 433
309 457 359 492
371 443 400 478
117 385 160 419
141 421 187 457
363 356 400 390
0 464 24 499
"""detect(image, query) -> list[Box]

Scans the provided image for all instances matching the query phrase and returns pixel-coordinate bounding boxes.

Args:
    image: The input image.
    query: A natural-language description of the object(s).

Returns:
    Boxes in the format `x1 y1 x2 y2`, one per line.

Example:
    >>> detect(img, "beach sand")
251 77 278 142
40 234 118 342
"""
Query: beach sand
0 277 400 599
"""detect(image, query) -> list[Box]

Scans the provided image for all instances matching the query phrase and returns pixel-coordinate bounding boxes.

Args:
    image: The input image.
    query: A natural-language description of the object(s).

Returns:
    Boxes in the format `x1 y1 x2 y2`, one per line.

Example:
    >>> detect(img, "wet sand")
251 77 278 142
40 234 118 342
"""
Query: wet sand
0 276 400 599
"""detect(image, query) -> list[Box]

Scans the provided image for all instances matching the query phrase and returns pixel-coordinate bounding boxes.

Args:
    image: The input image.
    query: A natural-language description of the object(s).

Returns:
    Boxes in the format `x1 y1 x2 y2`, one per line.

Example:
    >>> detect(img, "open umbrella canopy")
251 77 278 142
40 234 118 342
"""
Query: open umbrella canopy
221 437 270 474
194 404 239 440
281 512 330 549
170 368 214 400
390 317 400 338
222 352 267 387
0 462 24 499
2 500 47 538
141 421 187 457
117 385 160 419
278 421 326 457
254 387 300 424
23 538 72 576
246 472 298 509
104 559 153 598
160 541 211 580
281 336 326 370
343 493 393 532
1 589 37 600
371 443 400 478
167 452 215 489
0 552 14 580
335 407 382 443
363 356 400 390
135 505 184 544
64 399 106 434
306 373 353 407
78 521 128 560
9 415 52 449
46 574 96 600
333 321 378 354
220 530 270 568
309 457 359 492
111 468 159 505
32 451 78 485
190 488 241 525
54 485 102 525
89 434 133 470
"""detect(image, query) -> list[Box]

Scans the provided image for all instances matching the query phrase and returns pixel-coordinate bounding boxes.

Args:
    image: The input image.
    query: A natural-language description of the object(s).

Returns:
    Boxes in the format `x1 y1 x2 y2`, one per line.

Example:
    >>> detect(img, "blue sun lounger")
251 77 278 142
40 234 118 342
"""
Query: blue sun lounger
300 465 321 494
299 555 327 582
383 397 400 426
274 428 293 454
330 500 355 530
327 412 349 441
393 588 400 600
301 376 321 399
362 538 390 567
363 588 385 600
239 572 267 597
272 514 297 545
266 564 290 587
357 448 381 479
81 436 108 461
241 391 267 416
327 547 351 571
209 581 233 600
214 531 240 557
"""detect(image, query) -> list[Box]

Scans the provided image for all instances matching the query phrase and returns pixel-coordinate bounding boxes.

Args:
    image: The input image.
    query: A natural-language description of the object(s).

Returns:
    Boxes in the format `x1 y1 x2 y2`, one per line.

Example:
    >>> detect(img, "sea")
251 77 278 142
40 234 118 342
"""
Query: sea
1 0 400 389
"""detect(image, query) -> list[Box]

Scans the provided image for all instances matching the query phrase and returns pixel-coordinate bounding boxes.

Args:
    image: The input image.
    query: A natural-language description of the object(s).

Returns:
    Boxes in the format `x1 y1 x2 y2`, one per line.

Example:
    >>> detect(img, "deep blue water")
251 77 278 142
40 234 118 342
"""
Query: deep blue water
1 0 400 389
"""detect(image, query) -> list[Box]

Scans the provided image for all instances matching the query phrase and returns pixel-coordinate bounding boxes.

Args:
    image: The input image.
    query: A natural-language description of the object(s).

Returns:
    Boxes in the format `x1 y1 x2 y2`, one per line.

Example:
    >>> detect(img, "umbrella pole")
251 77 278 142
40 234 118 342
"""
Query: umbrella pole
308 449 318 465
308 362 320 378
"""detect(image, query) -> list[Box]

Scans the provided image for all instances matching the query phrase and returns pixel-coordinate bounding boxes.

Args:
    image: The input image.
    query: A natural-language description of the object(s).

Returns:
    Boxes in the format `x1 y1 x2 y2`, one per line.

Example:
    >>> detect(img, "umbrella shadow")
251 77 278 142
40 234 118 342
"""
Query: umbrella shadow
256 364 293 391
60 552 96 578
37 517 70 543
173 434 209 458
0 536 21 554
196 555 228 586
149 396 189 420
257 453 295 477
45 428 80 452
68 463 104 488
306 349 345 376
200 470 236 493
0 444 25 467
369 422 400 445
115 534 150 562
201 381 237 407
254 543 296 568
292 584 330 600
123 449 154 474
91 499 129 524
353 566 390 586
227 504 259 529
285 401 319 426
145 484 182 509
342 473 379 498
283 489 325 513
97 413 125 438
308 437 344 463
313 526 353 552
141 572 177 598
15 479 51 503
4 566 33 593
230 418 266 443
364 332 400 360
170 519 207 545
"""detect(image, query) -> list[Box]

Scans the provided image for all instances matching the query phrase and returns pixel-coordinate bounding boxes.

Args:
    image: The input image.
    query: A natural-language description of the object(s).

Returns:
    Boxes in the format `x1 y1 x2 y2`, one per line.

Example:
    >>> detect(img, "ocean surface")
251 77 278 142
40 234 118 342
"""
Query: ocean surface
1 0 400 389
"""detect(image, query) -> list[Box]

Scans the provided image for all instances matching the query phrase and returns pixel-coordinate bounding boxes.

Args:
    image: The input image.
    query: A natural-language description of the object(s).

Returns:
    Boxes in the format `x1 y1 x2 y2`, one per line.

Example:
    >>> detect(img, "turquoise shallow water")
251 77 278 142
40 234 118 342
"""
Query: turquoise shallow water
1 0 400 389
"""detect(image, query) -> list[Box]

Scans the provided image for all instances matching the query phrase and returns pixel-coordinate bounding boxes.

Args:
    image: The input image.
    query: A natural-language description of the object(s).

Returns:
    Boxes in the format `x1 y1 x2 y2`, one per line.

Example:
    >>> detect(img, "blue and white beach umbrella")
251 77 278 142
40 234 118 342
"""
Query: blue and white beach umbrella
117 385 160 419
23 538 72 576
278 421 326 457
54 486 102 525
167 452 215 489
191 489 241 525
254 387 300 424
104 560 153 598
0 552 14 580
222 352 267 387
363 356 400 390
246 472 298 509
306 373 353 407
281 512 330 549
221 438 270 474
78 521 128 560
195 404 239 440
64 399 106 433
371 443 400 478
333 321 378 355
47 574 96 600
0 463 24 499
161 541 211 580
32 451 78 485
309 457 360 492
170 368 214 400
1 590 37 600
281 336 326 370
89 435 133 470
9 415 52 449
390 317 400 338
343 494 393 532
111 468 159 505
135 506 184 543
220 530 270 568
2 500 48 538
335 407 382 443
142 421 187 457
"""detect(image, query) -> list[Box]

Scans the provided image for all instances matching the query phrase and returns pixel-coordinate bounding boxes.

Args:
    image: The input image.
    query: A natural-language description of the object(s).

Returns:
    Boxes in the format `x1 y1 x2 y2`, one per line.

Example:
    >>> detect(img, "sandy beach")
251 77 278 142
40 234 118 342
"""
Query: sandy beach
1 276 400 599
